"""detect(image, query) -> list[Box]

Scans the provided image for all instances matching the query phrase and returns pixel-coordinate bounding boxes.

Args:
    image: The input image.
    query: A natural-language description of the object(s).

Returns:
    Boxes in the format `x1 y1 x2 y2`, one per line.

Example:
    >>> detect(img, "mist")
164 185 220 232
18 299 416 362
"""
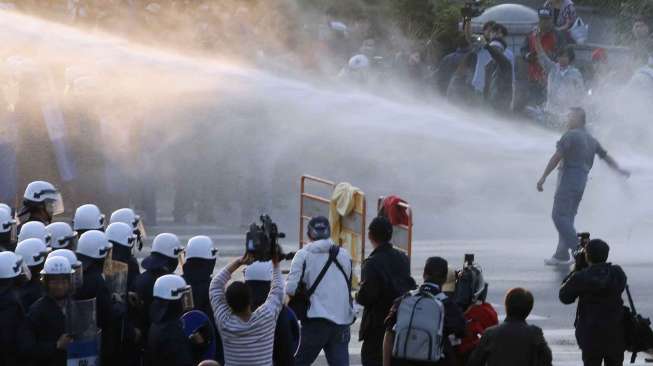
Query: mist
1 8 652 246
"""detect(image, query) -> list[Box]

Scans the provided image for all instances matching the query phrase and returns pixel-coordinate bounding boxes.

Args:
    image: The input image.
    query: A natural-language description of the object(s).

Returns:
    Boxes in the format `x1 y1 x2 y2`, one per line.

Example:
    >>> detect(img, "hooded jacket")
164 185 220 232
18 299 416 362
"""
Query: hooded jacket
484 43 514 112
559 262 627 354
286 239 355 325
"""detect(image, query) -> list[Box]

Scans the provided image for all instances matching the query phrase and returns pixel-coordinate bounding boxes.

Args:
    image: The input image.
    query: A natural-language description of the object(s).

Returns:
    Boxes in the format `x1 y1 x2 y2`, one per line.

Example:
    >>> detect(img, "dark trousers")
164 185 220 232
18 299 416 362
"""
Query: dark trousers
295 319 350 366
582 351 624 366
361 334 384 366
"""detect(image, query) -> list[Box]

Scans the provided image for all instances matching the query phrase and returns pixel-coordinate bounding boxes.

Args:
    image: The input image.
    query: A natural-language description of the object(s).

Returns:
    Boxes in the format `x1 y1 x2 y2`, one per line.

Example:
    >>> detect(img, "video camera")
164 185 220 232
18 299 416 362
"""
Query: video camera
461 1 484 21
572 232 591 272
245 215 294 262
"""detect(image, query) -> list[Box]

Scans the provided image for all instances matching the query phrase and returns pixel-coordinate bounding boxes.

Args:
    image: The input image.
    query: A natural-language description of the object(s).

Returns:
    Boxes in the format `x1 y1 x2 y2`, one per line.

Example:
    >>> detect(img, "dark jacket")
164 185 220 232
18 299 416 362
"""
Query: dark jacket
26 295 67 366
385 283 467 366
357 242 415 342
0 288 32 366
18 277 43 311
436 48 472 95
466 318 552 366
559 262 627 354
484 44 513 112
146 300 194 366
134 268 166 337
112 245 141 291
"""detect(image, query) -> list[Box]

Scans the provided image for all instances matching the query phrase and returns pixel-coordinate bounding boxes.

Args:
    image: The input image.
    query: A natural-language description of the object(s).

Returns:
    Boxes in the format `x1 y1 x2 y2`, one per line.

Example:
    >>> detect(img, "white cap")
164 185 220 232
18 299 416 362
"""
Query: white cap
153 274 190 300
76 230 111 259
185 236 217 260
0 208 15 234
18 221 52 246
244 261 273 282
152 233 183 259
0 252 23 279
49 249 81 268
15 238 50 267
40 256 74 275
73 204 105 231
46 222 77 249
106 222 136 248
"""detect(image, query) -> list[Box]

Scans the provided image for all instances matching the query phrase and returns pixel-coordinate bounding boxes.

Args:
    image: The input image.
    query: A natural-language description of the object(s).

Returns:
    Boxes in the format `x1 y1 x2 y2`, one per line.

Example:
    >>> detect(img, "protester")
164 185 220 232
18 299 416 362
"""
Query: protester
483 39 514 113
26 256 74 366
544 0 578 33
14 238 49 309
521 8 568 107
627 47 653 95
631 16 651 68
447 52 479 105
286 216 355 366
537 108 630 265
0 251 32 366
470 20 497 95
436 35 473 95
209 251 284 366
467 288 553 366
533 33 585 127
356 216 415 366
382 256 466 366
560 239 627 366
245 260 300 366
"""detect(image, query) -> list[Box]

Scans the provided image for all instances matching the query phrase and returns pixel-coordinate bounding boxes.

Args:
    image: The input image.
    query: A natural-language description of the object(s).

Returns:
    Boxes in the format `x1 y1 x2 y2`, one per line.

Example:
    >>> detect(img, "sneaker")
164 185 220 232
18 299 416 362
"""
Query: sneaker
544 257 572 266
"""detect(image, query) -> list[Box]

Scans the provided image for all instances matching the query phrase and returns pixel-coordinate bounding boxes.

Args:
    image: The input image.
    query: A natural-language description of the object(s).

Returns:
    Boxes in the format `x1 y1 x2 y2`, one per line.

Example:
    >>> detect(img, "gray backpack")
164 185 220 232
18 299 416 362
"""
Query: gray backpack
392 289 446 362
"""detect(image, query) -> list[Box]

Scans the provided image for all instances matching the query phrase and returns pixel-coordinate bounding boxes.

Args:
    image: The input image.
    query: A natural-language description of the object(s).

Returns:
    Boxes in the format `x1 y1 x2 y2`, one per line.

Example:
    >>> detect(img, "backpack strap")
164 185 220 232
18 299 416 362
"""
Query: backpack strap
331 245 354 307
306 245 338 298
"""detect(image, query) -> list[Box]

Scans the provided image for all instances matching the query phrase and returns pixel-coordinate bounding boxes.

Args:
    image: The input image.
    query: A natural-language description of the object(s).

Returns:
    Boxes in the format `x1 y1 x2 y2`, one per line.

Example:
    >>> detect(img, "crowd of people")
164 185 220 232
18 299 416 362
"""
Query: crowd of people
0 178 646 366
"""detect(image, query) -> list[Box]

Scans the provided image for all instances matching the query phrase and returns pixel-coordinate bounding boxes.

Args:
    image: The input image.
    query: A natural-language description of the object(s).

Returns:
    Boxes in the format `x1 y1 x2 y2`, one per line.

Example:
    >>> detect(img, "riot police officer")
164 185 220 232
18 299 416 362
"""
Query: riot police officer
134 233 183 339
26 256 75 366
146 274 196 366
17 221 52 247
17 181 64 228
106 222 140 289
73 204 105 236
0 251 32 366
0 207 17 251
14 238 50 309
46 222 77 251
110 208 146 251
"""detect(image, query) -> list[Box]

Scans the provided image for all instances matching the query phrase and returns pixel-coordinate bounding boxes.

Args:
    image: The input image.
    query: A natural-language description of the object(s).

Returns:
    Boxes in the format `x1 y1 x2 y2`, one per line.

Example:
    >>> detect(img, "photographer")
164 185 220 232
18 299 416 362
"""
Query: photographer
209 249 283 366
286 216 355 366
559 239 627 366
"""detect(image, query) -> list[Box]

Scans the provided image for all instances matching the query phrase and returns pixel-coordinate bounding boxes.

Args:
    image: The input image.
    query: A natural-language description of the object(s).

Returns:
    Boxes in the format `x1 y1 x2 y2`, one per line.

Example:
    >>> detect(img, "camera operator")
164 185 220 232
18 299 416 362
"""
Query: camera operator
208 246 284 366
286 216 355 366
559 239 627 366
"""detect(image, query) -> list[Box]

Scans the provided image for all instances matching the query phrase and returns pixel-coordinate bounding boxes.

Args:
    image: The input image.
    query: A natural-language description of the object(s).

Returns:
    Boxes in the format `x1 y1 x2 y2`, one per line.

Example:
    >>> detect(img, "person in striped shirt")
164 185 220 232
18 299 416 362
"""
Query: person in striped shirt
209 252 283 366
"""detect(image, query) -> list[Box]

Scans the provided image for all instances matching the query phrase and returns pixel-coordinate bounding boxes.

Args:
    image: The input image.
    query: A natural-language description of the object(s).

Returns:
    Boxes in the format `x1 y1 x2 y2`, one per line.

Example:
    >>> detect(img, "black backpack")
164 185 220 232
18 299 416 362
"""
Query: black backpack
623 285 653 363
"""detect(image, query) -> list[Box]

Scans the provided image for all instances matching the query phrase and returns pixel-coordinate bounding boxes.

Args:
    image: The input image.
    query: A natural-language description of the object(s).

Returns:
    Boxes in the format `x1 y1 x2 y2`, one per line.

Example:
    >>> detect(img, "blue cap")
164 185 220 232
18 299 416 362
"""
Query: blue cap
307 216 331 240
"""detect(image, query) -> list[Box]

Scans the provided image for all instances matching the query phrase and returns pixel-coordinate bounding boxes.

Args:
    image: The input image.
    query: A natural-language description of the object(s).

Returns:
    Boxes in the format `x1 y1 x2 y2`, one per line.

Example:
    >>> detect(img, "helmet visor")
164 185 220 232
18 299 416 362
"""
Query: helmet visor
72 266 83 290
177 286 194 311
44 192 65 216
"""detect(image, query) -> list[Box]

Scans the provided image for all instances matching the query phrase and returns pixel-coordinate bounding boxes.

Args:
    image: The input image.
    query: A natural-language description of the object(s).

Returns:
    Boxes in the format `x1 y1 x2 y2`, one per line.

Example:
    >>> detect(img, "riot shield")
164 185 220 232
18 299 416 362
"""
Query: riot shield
105 260 128 303
65 298 100 366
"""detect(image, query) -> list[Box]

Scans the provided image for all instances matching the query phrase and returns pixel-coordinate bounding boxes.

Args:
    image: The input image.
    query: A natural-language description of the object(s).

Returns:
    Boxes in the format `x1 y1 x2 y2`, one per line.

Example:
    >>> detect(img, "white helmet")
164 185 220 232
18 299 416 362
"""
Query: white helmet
185 236 217 260
0 208 16 234
18 221 52 246
49 249 82 268
15 238 50 267
152 233 183 259
153 274 190 300
73 204 105 231
40 256 74 275
0 203 11 215
21 181 64 216
76 230 111 259
46 222 77 249
110 208 140 231
348 54 370 70
0 251 23 279
106 222 136 248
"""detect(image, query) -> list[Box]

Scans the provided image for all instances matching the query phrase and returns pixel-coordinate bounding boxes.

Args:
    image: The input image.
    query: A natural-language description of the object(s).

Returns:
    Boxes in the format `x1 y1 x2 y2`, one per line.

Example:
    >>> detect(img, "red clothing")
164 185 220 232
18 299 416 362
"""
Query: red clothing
457 302 499 355
527 31 559 83
380 195 410 226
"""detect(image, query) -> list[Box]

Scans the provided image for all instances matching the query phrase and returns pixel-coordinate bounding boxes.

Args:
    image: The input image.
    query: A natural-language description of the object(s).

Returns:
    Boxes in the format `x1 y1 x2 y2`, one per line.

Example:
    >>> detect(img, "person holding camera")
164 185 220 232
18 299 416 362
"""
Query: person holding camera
559 239 627 366
286 216 355 366
537 107 630 265
208 248 284 366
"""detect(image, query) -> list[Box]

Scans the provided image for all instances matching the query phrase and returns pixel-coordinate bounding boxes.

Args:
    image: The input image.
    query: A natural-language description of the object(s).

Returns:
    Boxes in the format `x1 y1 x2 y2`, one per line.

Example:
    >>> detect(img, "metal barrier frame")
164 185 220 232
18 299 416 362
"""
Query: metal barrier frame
299 175 366 259
377 196 413 260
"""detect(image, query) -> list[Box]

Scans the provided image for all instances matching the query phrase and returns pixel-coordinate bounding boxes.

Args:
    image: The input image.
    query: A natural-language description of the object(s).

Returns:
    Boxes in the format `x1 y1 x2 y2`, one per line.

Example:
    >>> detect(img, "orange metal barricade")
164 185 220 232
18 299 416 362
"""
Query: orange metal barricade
377 196 413 260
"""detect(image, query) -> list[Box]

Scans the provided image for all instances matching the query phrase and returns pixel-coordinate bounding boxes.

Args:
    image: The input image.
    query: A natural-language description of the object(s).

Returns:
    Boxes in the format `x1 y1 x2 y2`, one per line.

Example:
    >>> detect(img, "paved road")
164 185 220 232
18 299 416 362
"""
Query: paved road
139 222 653 365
